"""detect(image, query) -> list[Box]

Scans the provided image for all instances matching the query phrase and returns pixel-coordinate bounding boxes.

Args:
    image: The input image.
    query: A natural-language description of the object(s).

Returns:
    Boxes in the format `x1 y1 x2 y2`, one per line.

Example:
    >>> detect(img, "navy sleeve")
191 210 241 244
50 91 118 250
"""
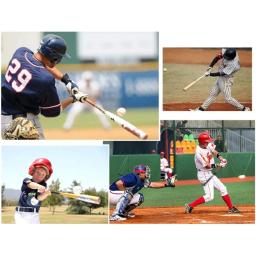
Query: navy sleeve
39 77 61 117
21 178 32 190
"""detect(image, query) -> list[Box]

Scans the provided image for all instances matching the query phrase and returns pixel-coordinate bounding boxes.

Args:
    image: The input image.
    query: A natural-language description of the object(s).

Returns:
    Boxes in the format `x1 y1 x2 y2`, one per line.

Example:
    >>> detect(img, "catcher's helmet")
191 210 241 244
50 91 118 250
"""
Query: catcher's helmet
223 48 236 60
133 165 150 178
198 132 214 145
29 158 53 180
38 34 70 65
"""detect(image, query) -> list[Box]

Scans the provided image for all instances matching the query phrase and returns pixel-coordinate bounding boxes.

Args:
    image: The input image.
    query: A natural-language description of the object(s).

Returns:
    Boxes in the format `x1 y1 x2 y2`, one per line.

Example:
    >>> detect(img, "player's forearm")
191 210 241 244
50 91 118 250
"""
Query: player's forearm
28 182 44 190
37 193 50 201
116 180 125 191
61 97 74 110
149 181 166 188
209 54 222 67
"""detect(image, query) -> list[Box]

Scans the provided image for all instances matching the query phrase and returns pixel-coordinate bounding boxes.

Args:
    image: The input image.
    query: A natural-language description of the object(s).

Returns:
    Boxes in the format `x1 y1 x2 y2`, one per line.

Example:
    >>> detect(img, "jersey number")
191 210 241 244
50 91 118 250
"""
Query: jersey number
5 58 32 93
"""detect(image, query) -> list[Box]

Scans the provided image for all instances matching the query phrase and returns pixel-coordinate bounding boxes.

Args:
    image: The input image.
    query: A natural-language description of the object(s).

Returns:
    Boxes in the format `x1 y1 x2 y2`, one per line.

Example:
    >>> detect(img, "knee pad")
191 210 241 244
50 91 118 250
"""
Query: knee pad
137 193 144 206
115 191 132 215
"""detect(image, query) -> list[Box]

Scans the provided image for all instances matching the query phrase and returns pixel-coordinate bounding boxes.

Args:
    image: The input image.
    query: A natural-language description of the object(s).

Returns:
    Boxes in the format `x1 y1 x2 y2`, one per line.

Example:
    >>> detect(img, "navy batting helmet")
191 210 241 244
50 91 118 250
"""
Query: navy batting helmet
38 34 70 65
223 48 236 60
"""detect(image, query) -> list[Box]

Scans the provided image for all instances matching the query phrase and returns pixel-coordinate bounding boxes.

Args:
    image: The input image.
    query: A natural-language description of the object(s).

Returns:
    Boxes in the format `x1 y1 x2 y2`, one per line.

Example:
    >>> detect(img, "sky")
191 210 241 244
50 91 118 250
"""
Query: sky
2 145 109 191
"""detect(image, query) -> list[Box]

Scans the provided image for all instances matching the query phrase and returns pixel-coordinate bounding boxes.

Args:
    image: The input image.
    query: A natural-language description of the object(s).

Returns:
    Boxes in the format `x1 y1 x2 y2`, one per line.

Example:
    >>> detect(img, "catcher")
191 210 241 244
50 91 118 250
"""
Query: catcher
1 34 88 139
109 164 176 221
185 132 240 214
15 158 53 224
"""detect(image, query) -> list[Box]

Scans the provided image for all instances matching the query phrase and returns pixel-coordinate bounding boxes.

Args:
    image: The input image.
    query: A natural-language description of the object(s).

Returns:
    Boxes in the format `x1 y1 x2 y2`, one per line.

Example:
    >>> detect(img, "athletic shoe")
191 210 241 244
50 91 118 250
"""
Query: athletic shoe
228 207 240 214
109 214 127 221
185 204 193 213
244 107 250 111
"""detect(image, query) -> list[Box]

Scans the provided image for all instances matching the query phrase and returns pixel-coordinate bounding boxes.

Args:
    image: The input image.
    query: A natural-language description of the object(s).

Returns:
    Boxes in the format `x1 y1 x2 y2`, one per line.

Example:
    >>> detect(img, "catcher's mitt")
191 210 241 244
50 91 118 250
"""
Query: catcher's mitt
3 117 39 140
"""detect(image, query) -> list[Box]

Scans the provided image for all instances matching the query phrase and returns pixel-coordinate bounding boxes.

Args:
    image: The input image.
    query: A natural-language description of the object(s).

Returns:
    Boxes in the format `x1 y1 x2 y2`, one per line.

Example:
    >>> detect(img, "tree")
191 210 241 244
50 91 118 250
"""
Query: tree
1 184 6 208
42 179 63 215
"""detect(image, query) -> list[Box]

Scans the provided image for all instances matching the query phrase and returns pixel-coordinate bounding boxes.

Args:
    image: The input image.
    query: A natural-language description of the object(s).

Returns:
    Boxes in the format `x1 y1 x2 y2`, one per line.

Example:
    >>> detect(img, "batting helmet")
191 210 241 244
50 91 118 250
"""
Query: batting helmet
38 34 70 65
198 132 214 145
29 158 53 180
133 165 150 178
223 48 236 60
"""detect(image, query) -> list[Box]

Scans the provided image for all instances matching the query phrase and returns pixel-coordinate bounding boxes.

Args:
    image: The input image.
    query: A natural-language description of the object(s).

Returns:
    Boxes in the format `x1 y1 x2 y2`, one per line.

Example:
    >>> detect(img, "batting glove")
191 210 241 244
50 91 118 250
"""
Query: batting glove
61 73 79 95
72 91 88 103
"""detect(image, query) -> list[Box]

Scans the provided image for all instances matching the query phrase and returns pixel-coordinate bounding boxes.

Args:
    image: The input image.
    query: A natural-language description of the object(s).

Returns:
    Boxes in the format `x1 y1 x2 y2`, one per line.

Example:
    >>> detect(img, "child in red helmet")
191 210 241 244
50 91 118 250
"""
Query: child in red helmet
15 158 53 224
185 132 240 214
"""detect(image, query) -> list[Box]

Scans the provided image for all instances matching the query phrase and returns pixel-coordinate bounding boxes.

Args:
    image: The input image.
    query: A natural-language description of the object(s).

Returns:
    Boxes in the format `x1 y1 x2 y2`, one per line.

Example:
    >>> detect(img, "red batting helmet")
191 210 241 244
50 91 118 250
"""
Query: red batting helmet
198 132 214 145
29 158 53 180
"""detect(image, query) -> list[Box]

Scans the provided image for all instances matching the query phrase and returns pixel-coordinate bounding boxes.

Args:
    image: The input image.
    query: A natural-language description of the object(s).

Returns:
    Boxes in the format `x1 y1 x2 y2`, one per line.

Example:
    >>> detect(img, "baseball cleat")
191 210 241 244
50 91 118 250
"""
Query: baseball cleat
244 107 250 111
228 206 240 214
185 204 193 213
109 214 127 221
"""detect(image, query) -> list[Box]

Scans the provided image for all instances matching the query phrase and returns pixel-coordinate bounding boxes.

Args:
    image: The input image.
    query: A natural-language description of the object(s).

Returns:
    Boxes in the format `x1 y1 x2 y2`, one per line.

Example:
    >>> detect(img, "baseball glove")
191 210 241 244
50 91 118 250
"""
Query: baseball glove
3 117 39 140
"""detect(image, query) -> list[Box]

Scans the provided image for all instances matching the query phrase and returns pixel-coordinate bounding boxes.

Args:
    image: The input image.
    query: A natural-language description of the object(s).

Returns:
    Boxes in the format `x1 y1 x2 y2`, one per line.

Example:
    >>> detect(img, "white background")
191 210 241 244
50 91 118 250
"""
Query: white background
0 0 255 255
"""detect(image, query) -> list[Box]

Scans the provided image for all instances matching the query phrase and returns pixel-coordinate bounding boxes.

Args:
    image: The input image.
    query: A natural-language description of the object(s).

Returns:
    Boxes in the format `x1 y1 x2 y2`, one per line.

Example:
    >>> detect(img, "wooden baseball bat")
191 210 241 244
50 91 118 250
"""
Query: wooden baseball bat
84 98 148 140
51 192 101 205
183 74 206 92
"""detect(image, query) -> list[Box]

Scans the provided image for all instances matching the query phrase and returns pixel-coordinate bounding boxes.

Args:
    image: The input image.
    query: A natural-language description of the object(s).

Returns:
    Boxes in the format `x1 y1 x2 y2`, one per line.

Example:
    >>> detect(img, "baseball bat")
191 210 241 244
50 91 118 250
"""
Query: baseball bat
51 191 101 205
46 68 148 140
84 98 148 140
183 74 206 92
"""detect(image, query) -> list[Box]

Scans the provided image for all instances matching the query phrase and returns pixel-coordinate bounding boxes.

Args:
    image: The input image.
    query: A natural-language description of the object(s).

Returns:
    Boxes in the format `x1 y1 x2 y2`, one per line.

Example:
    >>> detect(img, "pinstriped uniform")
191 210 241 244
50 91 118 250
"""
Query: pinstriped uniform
202 50 244 110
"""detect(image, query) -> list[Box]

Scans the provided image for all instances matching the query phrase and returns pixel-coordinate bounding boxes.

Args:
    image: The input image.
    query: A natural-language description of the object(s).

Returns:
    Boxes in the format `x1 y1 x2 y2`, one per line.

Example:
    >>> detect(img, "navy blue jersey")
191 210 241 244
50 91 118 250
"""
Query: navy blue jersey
2 47 61 117
110 173 146 195
18 178 47 211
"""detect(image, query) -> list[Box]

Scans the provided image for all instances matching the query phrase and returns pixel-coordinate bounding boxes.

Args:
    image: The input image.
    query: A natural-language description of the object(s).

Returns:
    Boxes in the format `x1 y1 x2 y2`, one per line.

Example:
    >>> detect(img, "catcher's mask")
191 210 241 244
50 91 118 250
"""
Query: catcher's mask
133 165 151 179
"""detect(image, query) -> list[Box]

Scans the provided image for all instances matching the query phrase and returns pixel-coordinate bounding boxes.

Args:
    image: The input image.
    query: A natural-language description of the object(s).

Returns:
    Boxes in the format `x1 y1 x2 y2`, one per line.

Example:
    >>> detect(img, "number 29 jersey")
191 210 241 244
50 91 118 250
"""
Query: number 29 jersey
194 143 216 171
1 47 61 117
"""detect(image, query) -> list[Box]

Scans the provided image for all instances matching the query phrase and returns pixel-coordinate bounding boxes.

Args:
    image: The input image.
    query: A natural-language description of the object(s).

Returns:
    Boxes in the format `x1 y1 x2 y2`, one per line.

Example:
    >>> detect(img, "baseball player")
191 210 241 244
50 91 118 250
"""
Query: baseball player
185 132 240 214
109 164 176 221
160 151 174 180
190 48 250 111
15 158 53 224
1 34 88 139
63 71 111 130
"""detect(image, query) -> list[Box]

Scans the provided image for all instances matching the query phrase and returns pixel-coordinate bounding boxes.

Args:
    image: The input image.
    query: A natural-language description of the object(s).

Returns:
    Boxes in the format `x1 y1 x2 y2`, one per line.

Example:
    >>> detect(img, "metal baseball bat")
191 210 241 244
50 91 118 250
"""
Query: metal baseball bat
51 191 101 205
183 74 206 92
84 98 148 140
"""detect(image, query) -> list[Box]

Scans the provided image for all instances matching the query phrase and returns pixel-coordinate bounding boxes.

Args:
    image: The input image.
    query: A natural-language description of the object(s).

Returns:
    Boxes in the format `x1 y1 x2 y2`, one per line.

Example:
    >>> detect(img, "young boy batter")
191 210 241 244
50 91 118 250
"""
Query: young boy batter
15 158 53 224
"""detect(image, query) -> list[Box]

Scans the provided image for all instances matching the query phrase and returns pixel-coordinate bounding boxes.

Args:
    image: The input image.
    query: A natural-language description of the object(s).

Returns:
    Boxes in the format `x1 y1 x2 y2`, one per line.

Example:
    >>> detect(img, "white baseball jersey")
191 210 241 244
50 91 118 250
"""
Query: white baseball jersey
194 143 216 171
78 80 100 99
160 157 169 171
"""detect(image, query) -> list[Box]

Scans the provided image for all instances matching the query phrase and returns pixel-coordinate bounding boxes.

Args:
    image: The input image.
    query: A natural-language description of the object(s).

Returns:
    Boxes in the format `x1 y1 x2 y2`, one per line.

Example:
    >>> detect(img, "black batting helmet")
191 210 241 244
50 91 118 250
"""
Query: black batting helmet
223 48 236 60
38 34 70 65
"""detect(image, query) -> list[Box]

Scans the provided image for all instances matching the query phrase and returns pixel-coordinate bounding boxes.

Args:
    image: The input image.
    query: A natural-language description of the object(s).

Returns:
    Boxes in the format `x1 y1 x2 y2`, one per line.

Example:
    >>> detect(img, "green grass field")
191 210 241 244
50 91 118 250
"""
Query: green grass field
2 205 108 224
40 107 158 129
163 64 252 104
141 181 255 207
